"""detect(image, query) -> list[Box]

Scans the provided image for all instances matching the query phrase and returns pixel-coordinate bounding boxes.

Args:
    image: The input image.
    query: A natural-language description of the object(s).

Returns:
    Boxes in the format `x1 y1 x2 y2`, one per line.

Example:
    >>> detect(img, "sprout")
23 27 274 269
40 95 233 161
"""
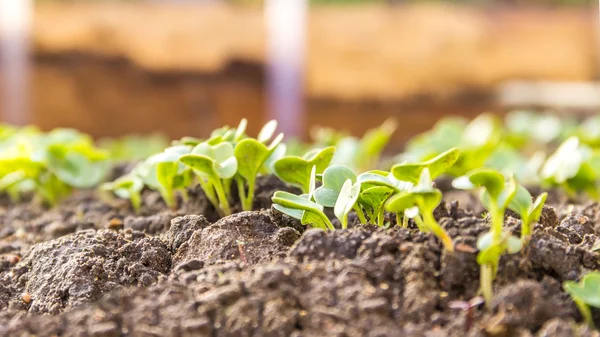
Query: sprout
385 169 454 252
234 123 283 211
508 185 547 241
452 169 519 308
180 142 237 216
564 272 600 328
391 148 460 184
314 165 366 227
334 179 361 229
272 166 334 230
274 146 336 193
145 145 193 210
101 174 144 213
540 136 599 198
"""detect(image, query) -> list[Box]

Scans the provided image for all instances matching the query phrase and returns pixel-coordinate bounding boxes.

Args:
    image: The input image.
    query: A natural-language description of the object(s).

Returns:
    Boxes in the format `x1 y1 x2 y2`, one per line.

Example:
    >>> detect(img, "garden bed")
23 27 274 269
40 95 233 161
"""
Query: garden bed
0 175 598 336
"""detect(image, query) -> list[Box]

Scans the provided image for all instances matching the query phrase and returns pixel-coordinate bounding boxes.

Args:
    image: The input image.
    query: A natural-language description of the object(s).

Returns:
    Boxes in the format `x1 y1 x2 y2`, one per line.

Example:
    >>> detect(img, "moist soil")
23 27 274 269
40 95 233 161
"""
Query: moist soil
1 175 600 336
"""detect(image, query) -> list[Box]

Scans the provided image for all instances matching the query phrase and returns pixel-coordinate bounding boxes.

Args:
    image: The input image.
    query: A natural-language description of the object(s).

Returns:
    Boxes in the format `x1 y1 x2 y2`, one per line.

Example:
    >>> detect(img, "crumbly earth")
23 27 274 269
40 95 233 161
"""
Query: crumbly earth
0 176 599 336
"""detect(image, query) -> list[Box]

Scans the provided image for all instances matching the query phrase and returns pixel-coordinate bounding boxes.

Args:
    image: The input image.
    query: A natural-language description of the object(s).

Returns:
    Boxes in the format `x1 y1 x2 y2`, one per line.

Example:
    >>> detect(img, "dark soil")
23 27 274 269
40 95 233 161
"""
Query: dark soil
1 175 600 336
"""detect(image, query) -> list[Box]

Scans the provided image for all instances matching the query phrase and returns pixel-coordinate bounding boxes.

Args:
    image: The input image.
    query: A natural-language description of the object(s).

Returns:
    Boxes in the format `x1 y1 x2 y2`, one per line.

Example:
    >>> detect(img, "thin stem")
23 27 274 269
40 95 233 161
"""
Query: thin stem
422 210 454 252
199 178 223 217
481 264 494 310
130 190 141 214
341 213 348 229
413 214 427 232
521 213 531 241
354 205 368 224
236 177 248 211
574 298 595 328
213 178 232 216
490 204 504 244
245 177 256 211
377 208 385 227
402 214 408 228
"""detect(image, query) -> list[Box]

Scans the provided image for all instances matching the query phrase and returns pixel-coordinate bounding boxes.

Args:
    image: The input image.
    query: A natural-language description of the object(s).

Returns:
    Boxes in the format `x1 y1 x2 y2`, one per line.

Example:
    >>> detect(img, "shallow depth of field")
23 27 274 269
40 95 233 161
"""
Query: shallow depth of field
1 0 600 336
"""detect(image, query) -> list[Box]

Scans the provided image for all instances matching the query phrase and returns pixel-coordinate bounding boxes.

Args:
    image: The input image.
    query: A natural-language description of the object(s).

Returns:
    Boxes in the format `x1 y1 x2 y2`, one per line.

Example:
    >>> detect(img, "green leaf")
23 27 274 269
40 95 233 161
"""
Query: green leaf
314 165 357 207
564 272 600 308
273 204 304 220
361 185 394 209
528 192 548 225
272 191 324 213
466 169 505 198
392 148 460 183
334 179 361 221
274 147 336 193
180 154 217 177
258 120 278 143
508 184 533 216
301 209 332 230
235 139 270 181
541 136 584 183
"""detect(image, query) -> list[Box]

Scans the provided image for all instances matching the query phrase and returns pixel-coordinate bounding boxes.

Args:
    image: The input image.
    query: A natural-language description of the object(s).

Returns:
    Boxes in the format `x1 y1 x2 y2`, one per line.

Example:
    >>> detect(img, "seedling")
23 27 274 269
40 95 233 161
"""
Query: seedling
391 148 460 184
101 173 144 213
507 184 548 241
274 146 336 193
272 167 334 230
145 145 193 210
564 272 600 328
541 136 598 198
385 169 454 251
180 142 237 216
452 169 520 308
314 165 366 226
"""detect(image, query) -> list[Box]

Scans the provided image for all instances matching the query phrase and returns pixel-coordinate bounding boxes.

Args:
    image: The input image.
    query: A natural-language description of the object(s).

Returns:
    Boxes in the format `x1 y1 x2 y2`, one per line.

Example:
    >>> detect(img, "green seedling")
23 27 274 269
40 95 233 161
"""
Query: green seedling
564 272 600 328
234 121 284 211
392 148 460 184
541 136 599 198
274 146 336 193
101 173 144 213
272 166 334 230
505 111 563 148
146 145 193 210
334 178 361 229
452 169 520 308
400 117 466 163
355 169 411 227
386 169 454 252
508 185 548 241
180 142 237 216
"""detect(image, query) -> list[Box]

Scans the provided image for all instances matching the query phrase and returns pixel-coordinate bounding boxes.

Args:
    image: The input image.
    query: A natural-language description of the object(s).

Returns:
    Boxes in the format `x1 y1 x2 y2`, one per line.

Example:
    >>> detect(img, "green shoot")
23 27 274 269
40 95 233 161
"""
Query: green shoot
145 145 192 210
274 146 336 193
101 174 144 213
564 272 600 328
180 142 237 216
385 168 454 252
452 168 519 308
507 184 548 242
334 179 361 229
392 148 460 184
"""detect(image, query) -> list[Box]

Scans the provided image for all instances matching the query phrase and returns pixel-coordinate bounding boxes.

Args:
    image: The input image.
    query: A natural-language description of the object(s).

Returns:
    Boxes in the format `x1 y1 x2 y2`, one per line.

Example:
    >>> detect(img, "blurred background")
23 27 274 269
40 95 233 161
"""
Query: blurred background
0 0 597 148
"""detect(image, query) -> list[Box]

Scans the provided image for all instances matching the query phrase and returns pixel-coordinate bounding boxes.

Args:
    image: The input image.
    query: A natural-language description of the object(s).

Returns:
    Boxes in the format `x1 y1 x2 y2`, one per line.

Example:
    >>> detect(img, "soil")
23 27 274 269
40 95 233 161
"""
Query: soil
1 174 600 336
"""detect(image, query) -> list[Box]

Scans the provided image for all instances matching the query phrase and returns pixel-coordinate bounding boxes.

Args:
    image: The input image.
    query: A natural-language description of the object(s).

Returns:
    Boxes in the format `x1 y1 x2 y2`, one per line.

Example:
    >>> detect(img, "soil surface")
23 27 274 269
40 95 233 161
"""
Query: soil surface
1 175 600 336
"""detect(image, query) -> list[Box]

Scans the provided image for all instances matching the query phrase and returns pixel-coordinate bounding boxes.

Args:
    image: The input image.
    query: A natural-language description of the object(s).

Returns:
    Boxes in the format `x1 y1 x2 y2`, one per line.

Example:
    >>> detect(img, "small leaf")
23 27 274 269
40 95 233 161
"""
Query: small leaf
527 192 548 225
392 148 460 183
334 179 361 221
258 120 278 143
564 272 600 308
273 204 303 220
274 147 336 193
234 118 248 141
301 209 332 230
508 184 533 217
272 191 324 213
180 154 217 177
314 165 357 207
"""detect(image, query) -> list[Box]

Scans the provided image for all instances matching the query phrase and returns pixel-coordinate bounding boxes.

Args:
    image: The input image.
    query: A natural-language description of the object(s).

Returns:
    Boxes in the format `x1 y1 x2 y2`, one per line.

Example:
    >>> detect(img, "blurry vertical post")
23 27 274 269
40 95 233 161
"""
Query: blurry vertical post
0 0 32 125
265 0 307 138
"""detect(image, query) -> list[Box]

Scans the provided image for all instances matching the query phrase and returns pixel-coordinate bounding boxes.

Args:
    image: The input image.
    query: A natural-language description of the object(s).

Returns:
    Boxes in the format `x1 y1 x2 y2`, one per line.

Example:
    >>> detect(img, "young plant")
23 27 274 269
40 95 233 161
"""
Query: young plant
391 148 460 184
180 142 237 216
144 145 193 210
540 136 599 198
272 166 334 230
452 169 521 308
564 272 600 328
314 165 366 227
508 185 548 242
234 120 283 211
100 165 145 213
274 146 336 193
356 170 408 227
385 169 454 252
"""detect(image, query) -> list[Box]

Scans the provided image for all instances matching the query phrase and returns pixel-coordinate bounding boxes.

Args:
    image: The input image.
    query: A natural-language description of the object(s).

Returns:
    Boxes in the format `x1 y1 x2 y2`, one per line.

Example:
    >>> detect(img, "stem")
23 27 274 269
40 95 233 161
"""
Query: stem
490 204 504 244
236 177 248 211
199 179 223 217
422 209 454 252
402 214 408 228
354 205 367 224
377 207 385 227
213 178 232 216
574 298 595 328
342 213 348 229
521 214 531 241
130 191 141 214
245 177 256 211
414 215 427 232
481 264 494 309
